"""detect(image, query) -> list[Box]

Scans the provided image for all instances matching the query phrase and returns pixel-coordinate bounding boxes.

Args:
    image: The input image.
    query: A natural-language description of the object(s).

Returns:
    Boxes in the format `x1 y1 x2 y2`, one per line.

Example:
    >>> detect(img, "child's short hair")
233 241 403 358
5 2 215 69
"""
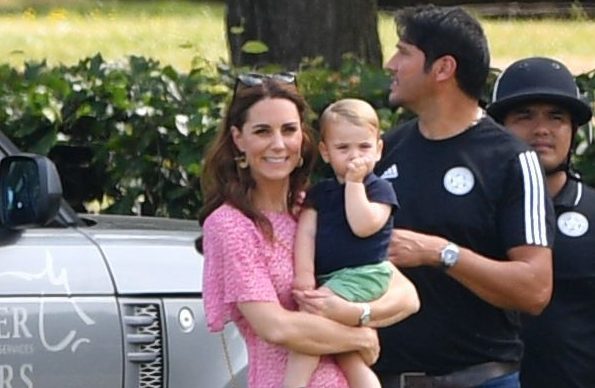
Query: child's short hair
319 98 380 140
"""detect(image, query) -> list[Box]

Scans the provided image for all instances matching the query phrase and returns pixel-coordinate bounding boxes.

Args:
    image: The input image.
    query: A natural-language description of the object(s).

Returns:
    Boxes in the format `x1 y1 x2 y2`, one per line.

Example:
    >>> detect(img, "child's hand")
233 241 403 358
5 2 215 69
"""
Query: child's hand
345 156 375 183
292 274 315 291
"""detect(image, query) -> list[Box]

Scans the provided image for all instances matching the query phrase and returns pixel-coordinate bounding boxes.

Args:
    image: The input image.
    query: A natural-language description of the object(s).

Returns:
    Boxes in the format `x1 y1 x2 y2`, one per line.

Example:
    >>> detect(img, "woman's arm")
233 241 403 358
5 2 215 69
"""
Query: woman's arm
292 263 419 327
237 301 380 365
366 266 420 327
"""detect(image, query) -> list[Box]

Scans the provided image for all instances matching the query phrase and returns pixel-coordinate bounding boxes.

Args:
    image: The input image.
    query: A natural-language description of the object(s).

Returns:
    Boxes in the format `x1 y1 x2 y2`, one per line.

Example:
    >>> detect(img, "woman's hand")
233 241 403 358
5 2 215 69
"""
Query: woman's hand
293 288 360 326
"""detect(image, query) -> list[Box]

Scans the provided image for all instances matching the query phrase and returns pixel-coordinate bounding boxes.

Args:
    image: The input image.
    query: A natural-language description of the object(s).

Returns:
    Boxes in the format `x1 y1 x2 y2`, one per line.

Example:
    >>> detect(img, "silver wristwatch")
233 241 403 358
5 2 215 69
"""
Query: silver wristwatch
358 303 371 326
440 242 460 269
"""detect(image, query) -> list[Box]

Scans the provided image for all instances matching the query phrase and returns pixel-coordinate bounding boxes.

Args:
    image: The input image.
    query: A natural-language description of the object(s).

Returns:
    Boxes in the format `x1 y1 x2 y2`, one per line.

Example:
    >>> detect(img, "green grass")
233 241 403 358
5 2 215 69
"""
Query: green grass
378 13 595 74
483 19 594 73
1 1 593 74
0 1 227 71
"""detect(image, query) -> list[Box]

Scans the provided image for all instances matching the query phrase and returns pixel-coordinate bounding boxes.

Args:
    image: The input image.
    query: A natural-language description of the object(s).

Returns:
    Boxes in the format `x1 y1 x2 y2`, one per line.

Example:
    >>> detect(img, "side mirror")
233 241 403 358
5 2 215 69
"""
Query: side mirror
0 154 63 229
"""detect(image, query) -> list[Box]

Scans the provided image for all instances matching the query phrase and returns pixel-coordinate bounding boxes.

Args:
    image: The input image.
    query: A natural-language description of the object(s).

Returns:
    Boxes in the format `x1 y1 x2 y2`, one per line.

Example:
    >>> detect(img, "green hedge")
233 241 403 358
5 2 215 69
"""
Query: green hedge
0 55 593 218
0 55 228 218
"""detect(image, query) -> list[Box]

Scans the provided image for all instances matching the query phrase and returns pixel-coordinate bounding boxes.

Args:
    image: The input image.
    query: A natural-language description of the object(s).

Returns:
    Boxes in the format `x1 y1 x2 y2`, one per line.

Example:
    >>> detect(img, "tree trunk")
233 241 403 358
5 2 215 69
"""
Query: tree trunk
226 0 382 70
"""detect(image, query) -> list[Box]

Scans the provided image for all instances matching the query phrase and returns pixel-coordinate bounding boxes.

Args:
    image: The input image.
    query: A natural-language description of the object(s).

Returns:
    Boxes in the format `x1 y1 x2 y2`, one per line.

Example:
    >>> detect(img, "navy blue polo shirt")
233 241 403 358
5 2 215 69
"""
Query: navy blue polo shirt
306 173 399 276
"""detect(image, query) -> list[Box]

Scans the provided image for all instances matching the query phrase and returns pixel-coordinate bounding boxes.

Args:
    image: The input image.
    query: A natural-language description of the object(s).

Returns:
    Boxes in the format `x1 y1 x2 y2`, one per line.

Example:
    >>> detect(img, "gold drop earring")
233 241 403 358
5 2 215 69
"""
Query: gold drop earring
234 153 249 169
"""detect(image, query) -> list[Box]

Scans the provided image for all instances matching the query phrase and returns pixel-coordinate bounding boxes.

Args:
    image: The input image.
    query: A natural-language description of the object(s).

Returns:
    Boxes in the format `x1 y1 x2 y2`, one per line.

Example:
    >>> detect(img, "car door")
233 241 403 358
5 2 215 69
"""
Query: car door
0 227 122 388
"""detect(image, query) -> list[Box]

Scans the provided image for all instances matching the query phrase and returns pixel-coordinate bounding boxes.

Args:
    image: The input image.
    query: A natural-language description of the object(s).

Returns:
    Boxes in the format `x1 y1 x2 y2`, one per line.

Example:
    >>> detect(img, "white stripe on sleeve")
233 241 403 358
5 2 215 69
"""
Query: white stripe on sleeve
519 153 534 244
518 151 548 246
529 152 547 245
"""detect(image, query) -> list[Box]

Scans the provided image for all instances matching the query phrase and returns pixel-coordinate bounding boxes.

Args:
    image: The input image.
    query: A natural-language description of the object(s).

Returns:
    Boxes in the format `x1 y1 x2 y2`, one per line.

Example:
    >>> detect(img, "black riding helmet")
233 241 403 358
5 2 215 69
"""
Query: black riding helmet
488 57 592 126
488 57 593 174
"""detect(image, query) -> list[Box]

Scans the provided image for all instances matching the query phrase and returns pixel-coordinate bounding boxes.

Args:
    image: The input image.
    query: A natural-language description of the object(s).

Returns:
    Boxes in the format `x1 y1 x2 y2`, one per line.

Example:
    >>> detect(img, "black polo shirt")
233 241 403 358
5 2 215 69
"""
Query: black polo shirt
306 173 398 276
373 117 555 375
521 175 595 388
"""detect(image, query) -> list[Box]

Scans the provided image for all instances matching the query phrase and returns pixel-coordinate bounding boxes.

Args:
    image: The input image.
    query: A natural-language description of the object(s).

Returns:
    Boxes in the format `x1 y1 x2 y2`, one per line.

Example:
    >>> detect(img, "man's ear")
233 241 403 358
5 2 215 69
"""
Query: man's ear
231 126 244 152
433 55 457 82
318 141 330 163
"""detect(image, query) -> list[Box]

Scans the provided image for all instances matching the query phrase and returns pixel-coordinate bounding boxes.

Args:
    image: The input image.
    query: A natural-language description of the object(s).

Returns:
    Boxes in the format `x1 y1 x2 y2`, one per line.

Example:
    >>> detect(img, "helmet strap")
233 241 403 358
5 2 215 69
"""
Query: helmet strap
546 127 576 176
546 162 568 176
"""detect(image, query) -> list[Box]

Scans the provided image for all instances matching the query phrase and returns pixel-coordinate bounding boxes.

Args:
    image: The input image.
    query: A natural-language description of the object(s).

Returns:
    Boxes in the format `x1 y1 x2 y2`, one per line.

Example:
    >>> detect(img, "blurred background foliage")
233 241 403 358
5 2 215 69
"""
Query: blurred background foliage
1 55 593 218
0 0 593 218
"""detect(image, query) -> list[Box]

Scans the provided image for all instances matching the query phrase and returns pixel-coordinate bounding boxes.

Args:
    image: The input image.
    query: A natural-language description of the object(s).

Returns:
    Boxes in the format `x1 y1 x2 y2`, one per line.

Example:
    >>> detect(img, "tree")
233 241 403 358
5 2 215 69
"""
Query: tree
225 0 383 70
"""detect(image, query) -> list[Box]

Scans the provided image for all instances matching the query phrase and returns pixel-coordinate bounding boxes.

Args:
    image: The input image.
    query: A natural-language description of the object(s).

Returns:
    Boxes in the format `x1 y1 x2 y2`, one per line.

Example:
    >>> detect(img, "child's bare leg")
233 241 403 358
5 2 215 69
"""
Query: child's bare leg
336 351 381 388
284 290 322 387
283 351 319 388
283 286 344 386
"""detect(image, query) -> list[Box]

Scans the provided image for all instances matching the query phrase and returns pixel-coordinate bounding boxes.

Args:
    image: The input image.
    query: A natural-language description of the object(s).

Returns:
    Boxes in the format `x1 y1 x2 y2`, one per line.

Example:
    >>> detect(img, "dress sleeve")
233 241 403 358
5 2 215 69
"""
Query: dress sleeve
202 206 279 332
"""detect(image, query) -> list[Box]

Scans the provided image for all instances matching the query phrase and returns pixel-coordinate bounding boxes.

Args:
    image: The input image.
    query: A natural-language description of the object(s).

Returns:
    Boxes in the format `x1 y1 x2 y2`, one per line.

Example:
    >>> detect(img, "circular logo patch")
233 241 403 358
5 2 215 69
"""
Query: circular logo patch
443 167 475 195
557 211 589 237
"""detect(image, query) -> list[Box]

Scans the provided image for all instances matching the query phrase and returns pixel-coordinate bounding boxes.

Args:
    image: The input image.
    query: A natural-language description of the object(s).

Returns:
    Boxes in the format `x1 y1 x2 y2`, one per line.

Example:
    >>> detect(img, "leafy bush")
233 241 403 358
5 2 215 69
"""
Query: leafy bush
0 55 593 219
574 69 595 183
0 55 229 218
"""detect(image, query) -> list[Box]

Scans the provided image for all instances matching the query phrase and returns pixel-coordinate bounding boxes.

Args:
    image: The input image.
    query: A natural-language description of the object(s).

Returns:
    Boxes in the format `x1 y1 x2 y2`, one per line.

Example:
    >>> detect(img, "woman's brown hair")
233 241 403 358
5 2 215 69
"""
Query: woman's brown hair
197 78 316 247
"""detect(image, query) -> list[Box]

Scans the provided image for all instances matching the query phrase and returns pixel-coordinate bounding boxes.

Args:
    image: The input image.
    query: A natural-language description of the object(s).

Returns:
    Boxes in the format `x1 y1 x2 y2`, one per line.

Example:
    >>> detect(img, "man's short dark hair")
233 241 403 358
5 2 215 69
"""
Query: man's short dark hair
395 4 490 100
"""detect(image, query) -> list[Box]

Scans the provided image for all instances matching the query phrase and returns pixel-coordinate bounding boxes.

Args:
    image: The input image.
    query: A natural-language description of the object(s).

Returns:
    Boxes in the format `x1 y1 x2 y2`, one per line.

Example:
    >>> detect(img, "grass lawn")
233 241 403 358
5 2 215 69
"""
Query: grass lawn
379 13 594 74
0 1 228 72
0 1 593 74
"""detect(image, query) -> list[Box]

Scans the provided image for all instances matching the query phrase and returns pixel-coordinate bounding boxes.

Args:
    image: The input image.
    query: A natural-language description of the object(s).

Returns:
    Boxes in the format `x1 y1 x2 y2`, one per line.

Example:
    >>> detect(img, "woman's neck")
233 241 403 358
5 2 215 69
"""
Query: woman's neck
251 182 290 213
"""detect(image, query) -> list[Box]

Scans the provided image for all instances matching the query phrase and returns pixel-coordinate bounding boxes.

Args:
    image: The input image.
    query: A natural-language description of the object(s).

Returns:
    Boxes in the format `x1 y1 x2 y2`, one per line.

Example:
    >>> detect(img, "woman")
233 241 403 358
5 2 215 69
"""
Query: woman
199 73 419 387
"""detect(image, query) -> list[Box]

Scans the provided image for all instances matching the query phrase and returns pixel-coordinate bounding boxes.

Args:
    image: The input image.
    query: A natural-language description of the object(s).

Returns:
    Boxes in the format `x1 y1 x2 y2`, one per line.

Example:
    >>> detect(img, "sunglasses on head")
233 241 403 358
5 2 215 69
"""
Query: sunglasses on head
232 72 298 99
236 72 297 88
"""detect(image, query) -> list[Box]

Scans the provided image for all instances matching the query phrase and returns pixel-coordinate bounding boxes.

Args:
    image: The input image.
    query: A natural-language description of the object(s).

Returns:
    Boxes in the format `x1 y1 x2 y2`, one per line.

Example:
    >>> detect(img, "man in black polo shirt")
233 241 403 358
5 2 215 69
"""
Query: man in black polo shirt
374 5 555 387
488 56 595 388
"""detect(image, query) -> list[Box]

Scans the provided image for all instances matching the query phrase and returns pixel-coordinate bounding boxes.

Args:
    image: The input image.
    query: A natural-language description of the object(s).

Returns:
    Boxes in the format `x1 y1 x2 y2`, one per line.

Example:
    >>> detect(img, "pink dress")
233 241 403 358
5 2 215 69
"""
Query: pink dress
203 204 348 388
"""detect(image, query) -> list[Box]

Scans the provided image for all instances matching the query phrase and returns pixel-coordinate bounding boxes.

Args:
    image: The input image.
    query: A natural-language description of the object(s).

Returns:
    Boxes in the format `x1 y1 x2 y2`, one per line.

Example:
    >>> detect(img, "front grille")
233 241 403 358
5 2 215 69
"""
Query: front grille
123 302 164 388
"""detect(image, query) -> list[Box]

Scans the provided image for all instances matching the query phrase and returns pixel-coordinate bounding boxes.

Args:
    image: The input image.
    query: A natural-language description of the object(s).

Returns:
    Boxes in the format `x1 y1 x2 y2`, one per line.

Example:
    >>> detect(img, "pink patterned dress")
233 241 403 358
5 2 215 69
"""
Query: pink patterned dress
203 204 348 388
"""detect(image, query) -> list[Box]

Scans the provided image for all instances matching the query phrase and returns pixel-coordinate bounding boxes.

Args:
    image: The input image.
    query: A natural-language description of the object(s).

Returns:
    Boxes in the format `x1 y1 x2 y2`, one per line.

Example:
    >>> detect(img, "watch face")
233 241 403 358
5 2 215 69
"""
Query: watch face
444 251 455 265
441 244 459 268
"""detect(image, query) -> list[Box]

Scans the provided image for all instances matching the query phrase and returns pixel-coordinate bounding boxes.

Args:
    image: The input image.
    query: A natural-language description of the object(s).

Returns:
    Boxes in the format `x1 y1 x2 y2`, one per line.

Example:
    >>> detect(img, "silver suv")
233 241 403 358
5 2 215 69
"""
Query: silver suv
0 132 247 388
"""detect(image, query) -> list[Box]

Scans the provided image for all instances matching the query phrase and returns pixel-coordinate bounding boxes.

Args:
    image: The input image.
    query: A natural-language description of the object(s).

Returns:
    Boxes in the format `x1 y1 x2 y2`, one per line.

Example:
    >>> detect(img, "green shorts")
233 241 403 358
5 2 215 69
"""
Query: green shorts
317 261 393 302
